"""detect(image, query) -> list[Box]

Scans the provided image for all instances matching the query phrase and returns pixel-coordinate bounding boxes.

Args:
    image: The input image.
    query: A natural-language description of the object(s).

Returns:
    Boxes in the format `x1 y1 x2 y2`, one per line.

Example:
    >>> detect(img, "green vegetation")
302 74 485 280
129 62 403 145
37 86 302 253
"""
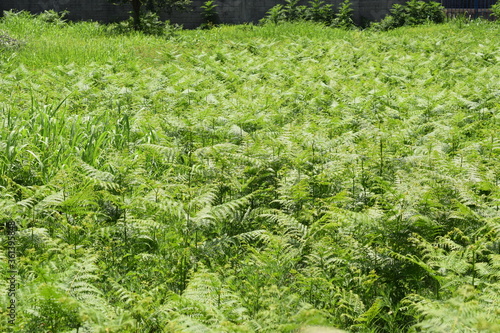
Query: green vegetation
200 1 220 29
371 0 445 31
261 0 354 28
108 0 192 30
106 10 182 36
1 10 500 333
0 31 22 50
492 0 500 19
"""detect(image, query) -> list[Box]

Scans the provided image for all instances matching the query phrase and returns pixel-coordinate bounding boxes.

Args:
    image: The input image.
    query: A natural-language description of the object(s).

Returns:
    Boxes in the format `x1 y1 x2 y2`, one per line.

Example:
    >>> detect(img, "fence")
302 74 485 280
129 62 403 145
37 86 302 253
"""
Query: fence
438 0 497 18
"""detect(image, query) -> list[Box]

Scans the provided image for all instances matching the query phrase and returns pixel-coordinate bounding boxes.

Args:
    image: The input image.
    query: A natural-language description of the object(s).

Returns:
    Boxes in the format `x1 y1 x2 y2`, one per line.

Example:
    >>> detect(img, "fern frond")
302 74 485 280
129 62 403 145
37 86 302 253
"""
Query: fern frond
166 315 214 333
211 193 253 222
36 190 65 209
189 185 219 211
139 143 179 163
354 297 385 326
64 256 103 306
78 160 121 191
262 210 308 241
109 278 139 306
234 229 271 245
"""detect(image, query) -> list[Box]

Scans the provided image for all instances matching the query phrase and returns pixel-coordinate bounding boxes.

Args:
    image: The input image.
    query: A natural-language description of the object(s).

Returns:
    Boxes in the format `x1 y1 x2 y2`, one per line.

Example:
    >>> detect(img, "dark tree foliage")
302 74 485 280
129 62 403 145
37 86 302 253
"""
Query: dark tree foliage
110 0 191 29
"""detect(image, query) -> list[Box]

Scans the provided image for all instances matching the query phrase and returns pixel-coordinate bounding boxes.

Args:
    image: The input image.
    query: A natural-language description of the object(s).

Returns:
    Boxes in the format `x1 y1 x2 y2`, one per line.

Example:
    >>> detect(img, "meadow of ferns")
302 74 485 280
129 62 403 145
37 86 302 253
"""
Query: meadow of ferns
0 11 499 333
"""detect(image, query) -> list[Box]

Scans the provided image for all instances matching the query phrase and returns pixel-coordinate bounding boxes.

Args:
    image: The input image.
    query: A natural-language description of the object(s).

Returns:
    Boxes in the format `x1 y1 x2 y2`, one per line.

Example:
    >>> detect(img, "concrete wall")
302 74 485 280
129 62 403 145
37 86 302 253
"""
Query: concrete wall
0 0 402 28
360 0 403 22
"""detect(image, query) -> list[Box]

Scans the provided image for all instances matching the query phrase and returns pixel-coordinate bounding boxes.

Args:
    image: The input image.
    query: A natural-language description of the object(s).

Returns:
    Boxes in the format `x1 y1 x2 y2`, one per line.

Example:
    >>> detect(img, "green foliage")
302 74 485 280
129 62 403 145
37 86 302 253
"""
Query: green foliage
411 285 500 332
107 11 181 36
331 0 354 29
139 11 177 35
283 0 309 22
306 0 335 24
0 14 500 333
0 30 22 50
262 4 286 24
372 0 446 31
261 0 354 28
402 222 500 332
37 10 69 26
200 1 220 29
110 0 192 12
24 285 83 332
492 0 500 19
109 0 192 30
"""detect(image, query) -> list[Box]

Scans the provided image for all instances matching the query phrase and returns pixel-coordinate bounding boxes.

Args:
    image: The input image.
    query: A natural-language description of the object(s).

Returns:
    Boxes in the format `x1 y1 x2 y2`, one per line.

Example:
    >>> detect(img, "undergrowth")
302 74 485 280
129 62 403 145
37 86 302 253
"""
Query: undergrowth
0 10 499 333
371 0 446 31
261 0 355 28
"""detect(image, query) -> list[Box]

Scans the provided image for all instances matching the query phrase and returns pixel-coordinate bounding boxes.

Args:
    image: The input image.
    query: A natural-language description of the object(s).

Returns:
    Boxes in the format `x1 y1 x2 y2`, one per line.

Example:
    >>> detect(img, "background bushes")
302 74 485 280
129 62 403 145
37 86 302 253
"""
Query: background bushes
372 0 446 31
261 0 354 28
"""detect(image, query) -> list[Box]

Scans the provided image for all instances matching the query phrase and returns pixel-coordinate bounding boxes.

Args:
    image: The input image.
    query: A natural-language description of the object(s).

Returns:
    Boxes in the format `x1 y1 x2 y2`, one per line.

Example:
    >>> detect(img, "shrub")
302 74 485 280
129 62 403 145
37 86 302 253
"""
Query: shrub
261 0 354 28
106 11 181 37
38 10 69 26
262 4 287 24
306 0 335 25
200 0 220 29
331 0 355 29
1 9 33 21
372 0 445 31
139 11 170 35
492 0 500 19
284 0 309 22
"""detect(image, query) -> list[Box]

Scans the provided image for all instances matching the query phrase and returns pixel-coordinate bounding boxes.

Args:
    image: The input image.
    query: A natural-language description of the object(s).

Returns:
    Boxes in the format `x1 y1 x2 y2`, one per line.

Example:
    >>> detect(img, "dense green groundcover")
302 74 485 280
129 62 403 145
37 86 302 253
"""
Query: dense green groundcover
0 12 499 332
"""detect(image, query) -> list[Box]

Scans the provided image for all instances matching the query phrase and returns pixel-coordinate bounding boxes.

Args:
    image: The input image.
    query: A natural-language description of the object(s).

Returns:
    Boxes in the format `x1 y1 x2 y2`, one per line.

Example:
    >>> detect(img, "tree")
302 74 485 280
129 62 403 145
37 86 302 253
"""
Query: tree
110 0 192 30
